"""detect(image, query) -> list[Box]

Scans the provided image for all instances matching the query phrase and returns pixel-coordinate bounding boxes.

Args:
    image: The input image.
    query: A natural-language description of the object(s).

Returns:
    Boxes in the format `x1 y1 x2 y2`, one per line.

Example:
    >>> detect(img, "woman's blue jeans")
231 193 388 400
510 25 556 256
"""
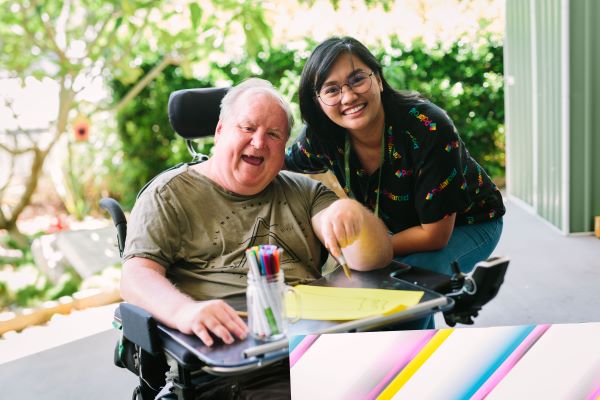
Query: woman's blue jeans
392 218 504 330
397 218 504 275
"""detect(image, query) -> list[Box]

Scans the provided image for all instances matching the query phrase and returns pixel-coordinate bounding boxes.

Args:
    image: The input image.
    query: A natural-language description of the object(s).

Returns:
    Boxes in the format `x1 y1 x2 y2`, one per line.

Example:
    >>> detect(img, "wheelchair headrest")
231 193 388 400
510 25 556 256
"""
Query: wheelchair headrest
168 87 229 139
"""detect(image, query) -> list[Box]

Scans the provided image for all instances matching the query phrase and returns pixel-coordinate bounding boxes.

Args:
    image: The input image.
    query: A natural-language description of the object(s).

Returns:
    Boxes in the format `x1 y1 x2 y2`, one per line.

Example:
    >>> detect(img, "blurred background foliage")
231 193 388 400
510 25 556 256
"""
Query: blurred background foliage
110 34 504 209
0 0 505 311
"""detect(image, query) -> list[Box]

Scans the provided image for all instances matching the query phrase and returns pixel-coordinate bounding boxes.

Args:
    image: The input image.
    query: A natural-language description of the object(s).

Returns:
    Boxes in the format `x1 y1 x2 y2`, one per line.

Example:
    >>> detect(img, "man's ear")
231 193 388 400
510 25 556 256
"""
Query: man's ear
214 120 223 144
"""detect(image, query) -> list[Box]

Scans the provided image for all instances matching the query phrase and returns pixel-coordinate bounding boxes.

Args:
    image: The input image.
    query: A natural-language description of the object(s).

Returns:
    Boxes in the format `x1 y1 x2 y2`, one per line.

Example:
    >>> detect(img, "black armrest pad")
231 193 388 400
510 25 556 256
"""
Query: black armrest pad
120 303 160 355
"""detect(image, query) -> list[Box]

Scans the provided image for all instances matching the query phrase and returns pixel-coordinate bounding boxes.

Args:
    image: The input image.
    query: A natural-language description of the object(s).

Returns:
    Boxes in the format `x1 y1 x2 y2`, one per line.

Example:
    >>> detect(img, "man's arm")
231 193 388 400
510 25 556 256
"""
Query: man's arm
311 198 393 271
120 257 248 346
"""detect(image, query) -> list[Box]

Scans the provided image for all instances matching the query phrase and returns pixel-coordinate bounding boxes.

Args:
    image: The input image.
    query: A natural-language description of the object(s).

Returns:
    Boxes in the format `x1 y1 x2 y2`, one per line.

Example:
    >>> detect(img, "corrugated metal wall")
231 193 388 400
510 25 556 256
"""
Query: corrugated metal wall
568 0 600 233
505 0 534 206
533 0 564 229
505 0 600 233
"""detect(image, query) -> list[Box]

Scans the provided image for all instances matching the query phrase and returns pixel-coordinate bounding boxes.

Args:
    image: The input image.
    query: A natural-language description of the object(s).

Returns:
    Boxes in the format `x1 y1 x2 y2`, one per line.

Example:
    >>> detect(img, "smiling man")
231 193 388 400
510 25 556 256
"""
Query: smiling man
120 79 392 398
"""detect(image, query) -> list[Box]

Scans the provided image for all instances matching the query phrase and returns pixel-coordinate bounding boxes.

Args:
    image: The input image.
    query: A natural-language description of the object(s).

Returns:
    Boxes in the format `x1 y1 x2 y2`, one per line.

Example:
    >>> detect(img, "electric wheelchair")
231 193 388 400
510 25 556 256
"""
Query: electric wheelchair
100 87 510 399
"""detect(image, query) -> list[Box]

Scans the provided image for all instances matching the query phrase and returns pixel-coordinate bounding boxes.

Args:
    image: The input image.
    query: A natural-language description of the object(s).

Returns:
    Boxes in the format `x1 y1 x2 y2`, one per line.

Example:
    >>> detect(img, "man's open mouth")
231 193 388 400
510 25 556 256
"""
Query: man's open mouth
241 155 264 166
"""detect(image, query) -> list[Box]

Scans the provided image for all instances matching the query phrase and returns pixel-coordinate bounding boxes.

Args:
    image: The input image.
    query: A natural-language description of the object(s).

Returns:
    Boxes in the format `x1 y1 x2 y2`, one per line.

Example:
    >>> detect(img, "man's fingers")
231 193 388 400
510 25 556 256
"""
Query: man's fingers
204 317 234 345
193 324 214 347
220 306 248 339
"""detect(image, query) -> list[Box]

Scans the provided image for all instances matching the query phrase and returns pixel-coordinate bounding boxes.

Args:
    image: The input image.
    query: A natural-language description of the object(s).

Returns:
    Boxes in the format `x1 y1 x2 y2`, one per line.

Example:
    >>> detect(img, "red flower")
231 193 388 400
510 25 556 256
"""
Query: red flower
73 117 90 142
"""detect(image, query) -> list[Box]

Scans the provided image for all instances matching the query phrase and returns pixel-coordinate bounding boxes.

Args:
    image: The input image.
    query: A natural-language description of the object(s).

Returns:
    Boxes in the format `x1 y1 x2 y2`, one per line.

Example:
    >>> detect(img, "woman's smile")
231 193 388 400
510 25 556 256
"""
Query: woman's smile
342 103 367 116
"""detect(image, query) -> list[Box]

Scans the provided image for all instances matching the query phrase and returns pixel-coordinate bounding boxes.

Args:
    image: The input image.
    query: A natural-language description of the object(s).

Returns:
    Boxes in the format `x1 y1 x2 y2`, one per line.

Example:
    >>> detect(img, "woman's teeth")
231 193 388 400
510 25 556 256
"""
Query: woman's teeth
343 104 366 115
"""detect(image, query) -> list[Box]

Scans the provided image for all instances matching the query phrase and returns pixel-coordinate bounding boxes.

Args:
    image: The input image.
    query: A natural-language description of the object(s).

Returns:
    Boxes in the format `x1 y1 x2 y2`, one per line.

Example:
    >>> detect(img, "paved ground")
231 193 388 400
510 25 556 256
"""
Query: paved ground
2 197 599 399
435 196 600 327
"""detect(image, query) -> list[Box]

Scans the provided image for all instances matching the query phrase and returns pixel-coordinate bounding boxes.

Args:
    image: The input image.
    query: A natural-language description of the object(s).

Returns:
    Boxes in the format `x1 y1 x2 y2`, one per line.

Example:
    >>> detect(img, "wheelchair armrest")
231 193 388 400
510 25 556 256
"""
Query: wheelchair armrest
115 303 206 369
99 197 127 257
119 303 161 355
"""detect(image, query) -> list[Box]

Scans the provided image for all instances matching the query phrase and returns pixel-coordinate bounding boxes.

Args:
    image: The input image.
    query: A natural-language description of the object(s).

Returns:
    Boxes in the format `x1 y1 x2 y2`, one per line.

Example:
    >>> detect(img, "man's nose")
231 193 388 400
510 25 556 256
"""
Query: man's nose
250 131 266 149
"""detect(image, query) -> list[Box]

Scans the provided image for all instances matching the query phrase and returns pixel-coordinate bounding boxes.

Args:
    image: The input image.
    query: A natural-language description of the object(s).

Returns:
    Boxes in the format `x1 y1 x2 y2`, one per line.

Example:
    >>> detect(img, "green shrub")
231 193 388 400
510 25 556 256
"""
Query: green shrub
377 35 505 177
109 36 504 209
108 64 212 208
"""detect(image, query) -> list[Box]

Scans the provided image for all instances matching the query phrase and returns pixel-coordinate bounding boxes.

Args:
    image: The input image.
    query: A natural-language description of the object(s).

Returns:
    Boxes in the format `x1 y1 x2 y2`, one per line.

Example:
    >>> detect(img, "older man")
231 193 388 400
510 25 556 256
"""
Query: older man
121 78 391 344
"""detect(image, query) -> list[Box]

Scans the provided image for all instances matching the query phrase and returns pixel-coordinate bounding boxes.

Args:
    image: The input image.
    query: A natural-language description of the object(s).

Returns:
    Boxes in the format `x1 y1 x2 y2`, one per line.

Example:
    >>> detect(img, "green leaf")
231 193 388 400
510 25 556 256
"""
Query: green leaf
189 3 202 31
114 15 123 30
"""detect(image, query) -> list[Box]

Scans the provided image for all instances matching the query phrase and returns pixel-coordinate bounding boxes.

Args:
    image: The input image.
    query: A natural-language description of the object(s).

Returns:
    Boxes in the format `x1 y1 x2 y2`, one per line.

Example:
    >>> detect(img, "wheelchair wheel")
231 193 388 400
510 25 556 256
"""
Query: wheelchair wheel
133 385 178 400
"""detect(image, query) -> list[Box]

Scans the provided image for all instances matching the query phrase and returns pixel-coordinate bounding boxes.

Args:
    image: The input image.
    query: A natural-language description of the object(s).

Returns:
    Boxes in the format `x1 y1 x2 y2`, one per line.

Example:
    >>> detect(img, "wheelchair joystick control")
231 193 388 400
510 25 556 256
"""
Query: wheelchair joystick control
443 256 510 327
449 261 465 292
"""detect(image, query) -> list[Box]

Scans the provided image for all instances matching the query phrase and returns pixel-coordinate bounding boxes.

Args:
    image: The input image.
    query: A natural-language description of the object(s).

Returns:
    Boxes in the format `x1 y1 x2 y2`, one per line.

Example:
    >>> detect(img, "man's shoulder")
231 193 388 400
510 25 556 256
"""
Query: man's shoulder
138 163 196 198
276 170 321 189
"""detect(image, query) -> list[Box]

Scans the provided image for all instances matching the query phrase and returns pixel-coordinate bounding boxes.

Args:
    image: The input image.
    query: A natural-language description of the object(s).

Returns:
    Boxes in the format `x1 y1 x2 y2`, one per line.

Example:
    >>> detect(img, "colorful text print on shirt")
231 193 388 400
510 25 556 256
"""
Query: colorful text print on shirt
406 130 420 149
444 140 459 152
395 169 413 178
386 133 401 160
425 168 457 200
408 107 437 132
379 188 410 202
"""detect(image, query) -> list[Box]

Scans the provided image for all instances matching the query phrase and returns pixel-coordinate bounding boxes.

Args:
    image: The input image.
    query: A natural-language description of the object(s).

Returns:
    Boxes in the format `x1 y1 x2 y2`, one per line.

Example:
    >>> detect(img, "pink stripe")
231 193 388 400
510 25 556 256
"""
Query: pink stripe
585 380 600 400
471 324 551 400
289 334 319 368
364 330 437 400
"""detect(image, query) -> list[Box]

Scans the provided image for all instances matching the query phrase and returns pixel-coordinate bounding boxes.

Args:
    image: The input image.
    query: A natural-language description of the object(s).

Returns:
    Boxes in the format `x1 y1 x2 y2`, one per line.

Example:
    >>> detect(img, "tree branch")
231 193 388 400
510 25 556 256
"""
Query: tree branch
84 9 122 62
103 6 154 74
112 55 181 114
7 148 45 226
19 8 55 55
0 141 37 156
3 98 36 146
29 0 70 66
0 136 17 197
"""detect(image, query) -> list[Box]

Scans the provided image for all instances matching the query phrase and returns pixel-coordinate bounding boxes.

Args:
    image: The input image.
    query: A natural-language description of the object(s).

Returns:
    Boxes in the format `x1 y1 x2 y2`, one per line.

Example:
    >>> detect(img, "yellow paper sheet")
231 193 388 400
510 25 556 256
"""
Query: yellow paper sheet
285 285 424 321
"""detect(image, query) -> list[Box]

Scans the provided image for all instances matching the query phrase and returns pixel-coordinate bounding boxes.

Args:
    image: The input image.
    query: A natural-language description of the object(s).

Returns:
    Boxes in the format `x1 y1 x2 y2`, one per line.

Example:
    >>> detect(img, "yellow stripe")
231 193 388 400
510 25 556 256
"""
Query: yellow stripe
376 329 454 399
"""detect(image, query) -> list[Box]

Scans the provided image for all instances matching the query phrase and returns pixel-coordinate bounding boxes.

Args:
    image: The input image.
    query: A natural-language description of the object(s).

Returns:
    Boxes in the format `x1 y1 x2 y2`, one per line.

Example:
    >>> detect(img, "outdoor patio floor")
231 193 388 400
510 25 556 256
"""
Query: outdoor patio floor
2 196 599 399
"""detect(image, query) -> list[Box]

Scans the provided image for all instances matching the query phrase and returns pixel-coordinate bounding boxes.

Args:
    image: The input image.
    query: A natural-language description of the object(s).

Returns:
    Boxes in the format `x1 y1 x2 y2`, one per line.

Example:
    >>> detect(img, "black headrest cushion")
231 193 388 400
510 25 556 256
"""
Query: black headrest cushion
168 87 229 139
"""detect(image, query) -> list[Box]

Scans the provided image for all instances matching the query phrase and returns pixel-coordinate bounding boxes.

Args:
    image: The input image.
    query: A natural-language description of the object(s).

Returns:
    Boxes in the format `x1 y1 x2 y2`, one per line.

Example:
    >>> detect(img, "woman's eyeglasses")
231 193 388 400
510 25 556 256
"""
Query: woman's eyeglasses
316 72 374 106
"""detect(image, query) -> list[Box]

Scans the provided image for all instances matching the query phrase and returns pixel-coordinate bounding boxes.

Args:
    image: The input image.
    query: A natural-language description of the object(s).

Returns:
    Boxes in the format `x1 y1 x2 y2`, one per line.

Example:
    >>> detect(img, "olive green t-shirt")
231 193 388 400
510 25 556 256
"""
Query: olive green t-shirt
123 165 338 300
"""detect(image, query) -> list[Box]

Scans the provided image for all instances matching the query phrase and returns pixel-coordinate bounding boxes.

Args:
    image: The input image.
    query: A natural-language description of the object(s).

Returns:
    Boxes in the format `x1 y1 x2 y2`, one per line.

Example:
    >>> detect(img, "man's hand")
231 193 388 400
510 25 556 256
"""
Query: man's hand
121 258 249 347
174 300 248 347
313 198 366 258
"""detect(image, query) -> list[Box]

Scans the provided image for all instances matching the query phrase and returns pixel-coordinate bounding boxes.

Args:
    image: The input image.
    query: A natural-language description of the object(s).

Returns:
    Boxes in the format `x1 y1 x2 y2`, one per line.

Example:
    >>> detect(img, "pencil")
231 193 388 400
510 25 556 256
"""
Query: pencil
335 253 352 280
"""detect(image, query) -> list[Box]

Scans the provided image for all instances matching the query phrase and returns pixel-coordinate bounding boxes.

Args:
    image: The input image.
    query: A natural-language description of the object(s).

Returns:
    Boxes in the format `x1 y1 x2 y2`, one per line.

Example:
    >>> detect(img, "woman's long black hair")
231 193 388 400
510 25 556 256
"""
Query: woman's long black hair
298 36 422 141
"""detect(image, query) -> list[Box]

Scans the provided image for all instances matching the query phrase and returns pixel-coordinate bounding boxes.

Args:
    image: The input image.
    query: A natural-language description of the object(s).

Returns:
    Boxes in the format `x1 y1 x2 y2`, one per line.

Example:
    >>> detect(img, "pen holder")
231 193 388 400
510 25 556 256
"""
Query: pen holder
246 271 300 341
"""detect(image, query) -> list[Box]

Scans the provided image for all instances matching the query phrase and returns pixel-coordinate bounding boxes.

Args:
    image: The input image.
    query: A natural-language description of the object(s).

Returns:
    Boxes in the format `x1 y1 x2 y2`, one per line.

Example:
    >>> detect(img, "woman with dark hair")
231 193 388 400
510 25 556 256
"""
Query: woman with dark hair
286 36 505 277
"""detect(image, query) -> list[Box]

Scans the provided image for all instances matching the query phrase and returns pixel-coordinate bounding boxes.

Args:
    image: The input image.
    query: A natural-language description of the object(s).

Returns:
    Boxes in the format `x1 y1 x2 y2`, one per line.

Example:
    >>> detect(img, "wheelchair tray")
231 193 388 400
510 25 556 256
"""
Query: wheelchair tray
153 263 450 371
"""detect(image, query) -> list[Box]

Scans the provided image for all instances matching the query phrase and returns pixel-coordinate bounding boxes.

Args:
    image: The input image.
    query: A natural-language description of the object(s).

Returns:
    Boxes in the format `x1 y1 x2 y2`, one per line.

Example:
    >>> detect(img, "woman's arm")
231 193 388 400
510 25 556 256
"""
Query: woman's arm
311 198 393 271
391 213 456 255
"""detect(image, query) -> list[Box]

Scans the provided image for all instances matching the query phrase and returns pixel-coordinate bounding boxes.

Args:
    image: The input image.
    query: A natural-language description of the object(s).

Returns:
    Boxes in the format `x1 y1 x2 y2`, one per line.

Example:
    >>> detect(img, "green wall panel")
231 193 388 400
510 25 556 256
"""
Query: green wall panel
534 0 564 229
505 0 534 205
569 0 600 232
504 0 599 233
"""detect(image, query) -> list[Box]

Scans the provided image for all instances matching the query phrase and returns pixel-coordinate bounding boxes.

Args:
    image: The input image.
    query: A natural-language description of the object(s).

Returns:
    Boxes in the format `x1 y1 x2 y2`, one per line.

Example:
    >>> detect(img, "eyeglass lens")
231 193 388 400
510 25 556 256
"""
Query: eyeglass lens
318 72 373 106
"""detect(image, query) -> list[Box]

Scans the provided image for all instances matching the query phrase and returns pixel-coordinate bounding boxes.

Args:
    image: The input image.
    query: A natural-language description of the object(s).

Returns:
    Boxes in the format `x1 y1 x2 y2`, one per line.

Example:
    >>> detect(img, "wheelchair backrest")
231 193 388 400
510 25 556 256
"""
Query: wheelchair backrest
168 87 229 139
135 87 230 200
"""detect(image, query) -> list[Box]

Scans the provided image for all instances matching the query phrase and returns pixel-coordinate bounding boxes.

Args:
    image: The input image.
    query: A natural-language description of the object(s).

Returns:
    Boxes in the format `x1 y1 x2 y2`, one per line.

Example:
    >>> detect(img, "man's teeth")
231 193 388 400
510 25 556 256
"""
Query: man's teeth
344 104 366 115
242 155 264 165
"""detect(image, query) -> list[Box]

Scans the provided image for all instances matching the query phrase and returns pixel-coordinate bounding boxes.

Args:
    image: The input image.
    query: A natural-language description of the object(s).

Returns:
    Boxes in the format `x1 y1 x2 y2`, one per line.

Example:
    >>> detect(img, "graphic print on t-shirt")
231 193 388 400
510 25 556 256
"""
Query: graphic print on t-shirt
235 217 302 269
